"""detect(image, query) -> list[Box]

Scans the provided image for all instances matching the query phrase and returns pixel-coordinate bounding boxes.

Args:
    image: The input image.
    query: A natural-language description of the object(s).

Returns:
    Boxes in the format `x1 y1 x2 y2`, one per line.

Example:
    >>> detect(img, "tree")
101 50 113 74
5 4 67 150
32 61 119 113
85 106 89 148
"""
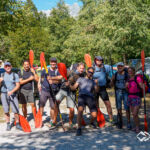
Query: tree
46 0 75 63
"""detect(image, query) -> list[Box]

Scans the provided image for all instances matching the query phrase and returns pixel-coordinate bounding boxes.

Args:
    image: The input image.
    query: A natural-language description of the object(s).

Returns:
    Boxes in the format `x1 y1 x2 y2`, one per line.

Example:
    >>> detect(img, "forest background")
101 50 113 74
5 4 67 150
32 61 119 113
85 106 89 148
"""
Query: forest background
0 0 150 67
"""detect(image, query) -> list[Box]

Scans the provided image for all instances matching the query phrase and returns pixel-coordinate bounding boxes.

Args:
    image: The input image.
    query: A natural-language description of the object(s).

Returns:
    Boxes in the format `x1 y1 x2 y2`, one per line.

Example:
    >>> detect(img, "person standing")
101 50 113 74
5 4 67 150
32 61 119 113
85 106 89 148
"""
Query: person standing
111 62 131 129
0 62 22 131
93 56 114 124
38 57 63 127
55 62 86 128
126 67 143 133
70 67 99 136
19 60 39 119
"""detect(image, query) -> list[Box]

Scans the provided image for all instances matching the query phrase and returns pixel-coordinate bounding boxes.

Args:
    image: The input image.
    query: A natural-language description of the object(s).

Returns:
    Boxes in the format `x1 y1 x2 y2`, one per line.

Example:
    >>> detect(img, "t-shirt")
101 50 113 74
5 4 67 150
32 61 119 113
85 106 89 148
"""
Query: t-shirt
41 68 60 92
1 72 19 93
128 76 142 98
18 69 34 90
93 66 107 86
77 77 95 97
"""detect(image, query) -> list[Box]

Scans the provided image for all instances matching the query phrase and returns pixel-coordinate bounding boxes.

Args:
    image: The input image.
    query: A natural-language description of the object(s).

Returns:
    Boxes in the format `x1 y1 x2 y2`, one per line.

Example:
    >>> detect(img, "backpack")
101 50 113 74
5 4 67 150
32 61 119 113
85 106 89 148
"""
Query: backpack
128 74 149 97
47 68 61 92
0 72 16 92
114 70 128 90
93 64 111 88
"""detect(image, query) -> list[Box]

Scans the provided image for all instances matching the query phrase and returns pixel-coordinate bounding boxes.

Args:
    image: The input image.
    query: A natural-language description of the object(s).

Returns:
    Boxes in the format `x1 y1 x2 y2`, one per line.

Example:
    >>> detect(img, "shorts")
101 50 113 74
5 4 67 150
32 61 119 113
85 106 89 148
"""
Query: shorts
115 89 129 110
56 89 75 108
95 86 109 101
78 94 97 113
127 96 141 107
1 93 19 114
19 89 34 104
40 90 56 108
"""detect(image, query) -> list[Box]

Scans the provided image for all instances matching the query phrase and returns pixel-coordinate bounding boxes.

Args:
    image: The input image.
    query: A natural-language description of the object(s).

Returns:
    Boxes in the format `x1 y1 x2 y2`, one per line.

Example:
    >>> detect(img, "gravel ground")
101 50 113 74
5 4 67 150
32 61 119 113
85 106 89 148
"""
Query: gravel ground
0 94 150 150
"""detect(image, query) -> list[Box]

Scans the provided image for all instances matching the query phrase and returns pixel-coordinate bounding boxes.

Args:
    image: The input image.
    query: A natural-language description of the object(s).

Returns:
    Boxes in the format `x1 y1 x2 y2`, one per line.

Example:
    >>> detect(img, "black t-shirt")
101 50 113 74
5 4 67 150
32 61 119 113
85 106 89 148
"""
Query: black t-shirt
19 69 34 90
41 68 60 92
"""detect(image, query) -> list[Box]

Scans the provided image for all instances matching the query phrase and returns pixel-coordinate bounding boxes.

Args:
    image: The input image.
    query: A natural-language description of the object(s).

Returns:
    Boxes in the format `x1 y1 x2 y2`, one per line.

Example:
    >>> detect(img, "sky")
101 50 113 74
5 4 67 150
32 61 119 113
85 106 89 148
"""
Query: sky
32 0 83 17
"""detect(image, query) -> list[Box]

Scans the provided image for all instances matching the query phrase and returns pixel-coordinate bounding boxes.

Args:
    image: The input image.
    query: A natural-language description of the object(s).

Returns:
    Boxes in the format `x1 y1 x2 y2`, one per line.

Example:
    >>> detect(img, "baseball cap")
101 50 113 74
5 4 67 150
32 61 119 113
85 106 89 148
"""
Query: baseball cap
4 62 11 66
95 56 103 61
117 62 124 66
50 57 57 62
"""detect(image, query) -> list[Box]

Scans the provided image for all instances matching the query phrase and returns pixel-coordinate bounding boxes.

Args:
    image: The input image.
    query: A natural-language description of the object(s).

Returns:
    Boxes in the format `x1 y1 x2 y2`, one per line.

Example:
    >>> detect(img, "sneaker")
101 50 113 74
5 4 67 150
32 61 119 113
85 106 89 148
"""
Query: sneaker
48 121 56 129
90 122 97 129
117 121 123 129
69 123 74 129
76 128 82 136
16 123 22 131
127 123 132 130
11 118 15 128
6 123 11 131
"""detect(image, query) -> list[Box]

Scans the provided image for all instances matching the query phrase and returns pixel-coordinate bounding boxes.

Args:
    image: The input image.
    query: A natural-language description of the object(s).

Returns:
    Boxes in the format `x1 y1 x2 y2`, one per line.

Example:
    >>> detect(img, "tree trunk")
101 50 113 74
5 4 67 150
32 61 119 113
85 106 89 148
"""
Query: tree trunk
123 53 127 65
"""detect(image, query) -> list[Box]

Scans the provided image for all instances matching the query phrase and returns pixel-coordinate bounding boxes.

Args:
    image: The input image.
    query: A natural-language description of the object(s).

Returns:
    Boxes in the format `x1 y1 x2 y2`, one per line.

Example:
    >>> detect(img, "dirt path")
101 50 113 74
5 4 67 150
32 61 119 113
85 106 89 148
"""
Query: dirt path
0 91 150 150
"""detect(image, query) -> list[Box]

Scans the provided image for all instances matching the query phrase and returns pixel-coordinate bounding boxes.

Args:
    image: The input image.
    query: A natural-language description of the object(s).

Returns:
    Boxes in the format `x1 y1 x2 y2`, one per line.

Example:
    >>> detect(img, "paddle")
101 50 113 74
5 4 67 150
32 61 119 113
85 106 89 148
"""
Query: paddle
41 53 65 131
84 54 92 67
34 52 45 128
29 50 36 119
40 52 45 70
84 54 105 128
9 95 31 132
57 63 86 126
141 50 148 132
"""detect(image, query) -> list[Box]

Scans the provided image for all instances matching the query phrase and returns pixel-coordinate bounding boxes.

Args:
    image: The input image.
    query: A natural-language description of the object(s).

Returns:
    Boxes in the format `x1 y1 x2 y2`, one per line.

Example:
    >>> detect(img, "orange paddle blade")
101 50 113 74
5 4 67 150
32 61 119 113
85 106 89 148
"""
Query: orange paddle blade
81 118 86 126
40 52 45 70
141 50 145 72
29 50 34 68
19 115 32 132
97 108 105 128
57 63 67 80
84 54 92 67
144 114 148 132
35 109 42 128
40 53 48 73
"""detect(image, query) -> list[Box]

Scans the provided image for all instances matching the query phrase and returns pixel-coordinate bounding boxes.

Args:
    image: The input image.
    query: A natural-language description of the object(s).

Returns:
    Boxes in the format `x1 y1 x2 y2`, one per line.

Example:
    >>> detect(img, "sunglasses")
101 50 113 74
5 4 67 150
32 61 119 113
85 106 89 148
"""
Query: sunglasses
5 65 11 67
88 71 94 75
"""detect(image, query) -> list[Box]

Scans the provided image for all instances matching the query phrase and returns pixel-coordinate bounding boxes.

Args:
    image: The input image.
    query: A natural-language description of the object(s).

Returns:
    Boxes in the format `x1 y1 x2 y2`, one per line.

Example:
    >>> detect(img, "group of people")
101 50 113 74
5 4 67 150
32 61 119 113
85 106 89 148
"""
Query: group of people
0 56 144 136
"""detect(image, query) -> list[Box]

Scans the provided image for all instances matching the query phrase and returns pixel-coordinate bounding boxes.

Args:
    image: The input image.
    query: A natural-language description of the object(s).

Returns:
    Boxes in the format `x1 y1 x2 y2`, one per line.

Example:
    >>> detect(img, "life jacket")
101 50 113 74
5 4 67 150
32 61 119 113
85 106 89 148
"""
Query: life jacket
93 64 111 88
114 70 128 90
128 74 149 97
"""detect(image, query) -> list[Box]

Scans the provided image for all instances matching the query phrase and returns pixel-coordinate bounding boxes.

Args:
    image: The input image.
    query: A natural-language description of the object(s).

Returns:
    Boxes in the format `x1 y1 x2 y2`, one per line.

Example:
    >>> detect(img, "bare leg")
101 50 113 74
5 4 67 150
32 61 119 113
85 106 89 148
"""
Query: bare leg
22 104 27 118
90 111 97 123
30 103 36 118
104 100 113 120
5 113 10 123
77 106 84 128
69 108 74 125
14 113 19 123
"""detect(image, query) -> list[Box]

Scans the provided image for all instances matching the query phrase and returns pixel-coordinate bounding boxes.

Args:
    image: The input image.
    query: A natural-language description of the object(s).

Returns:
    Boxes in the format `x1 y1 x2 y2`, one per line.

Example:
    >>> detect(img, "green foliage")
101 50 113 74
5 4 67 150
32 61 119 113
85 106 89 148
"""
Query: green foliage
0 0 149 67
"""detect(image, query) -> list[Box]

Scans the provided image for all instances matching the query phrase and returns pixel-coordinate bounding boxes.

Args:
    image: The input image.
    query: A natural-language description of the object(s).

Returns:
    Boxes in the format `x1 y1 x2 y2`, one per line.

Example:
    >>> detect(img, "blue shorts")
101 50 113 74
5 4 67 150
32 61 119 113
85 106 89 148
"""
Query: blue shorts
115 89 129 110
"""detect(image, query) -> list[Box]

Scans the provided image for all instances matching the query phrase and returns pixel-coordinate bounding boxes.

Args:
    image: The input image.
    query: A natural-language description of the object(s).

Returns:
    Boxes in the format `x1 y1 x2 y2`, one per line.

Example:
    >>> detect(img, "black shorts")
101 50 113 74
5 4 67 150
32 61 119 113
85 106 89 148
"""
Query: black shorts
96 86 109 101
78 94 97 113
40 90 57 108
